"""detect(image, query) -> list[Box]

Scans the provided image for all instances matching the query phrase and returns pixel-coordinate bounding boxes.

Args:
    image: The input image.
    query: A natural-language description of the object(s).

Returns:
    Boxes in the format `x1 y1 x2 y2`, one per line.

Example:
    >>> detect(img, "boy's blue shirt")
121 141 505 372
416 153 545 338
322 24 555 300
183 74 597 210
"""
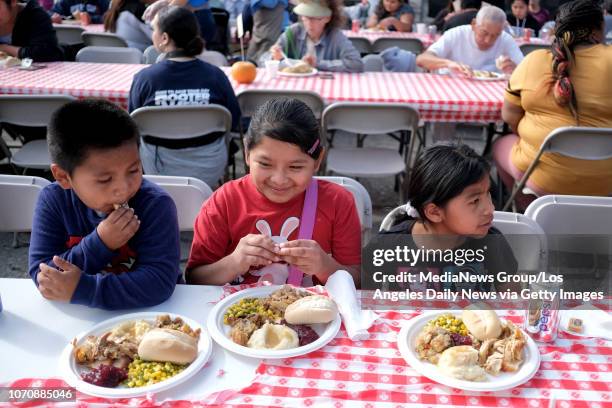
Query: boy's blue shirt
28 178 181 310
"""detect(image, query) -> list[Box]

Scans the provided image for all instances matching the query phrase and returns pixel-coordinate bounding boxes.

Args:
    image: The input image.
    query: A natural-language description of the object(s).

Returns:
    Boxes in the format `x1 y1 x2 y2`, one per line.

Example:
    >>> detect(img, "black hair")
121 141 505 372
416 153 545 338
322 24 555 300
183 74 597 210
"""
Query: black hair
156 6 205 56
604 0 612 14
375 0 407 20
510 0 528 6
550 0 603 123
461 0 482 9
48 99 139 174
407 144 490 222
245 98 322 160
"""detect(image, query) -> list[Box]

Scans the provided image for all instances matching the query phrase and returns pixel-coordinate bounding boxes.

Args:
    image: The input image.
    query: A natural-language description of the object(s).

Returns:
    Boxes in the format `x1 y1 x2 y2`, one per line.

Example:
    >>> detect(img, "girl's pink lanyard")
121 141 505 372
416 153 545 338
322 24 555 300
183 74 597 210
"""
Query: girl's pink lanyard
287 179 318 286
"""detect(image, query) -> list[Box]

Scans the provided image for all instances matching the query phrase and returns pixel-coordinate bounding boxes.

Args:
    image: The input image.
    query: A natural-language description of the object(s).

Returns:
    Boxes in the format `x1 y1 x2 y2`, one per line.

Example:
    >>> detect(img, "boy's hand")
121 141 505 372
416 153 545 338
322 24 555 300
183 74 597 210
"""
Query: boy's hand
229 234 280 275
270 44 283 61
278 239 339 282
37 256 81 302
97 206 140 251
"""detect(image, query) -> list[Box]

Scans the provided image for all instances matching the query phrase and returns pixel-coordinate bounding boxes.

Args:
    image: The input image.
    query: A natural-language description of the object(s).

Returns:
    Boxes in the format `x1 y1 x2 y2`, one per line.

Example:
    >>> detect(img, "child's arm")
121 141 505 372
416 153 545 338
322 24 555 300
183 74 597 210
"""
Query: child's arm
188 234 279 285
68 194 180 309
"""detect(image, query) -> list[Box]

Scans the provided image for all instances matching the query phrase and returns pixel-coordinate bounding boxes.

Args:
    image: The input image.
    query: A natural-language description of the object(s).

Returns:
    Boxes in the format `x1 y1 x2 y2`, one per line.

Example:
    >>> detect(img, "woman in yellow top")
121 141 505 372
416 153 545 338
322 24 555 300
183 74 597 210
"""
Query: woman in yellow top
493 0 612 209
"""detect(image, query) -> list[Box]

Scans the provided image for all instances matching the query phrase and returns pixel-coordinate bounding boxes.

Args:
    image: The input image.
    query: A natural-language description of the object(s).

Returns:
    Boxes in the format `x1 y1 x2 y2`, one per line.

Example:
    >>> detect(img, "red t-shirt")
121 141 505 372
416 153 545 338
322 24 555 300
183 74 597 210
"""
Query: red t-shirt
187 175 362 283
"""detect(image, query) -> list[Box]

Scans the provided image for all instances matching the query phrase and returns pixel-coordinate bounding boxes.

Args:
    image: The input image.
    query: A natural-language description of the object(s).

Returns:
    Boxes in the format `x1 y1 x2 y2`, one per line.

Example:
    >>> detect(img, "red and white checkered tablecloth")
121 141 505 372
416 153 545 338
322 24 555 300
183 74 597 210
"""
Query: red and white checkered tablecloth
215 309 612 408
0 62 145 109
0 62 505 122
228 69 506 123
343 30 438 49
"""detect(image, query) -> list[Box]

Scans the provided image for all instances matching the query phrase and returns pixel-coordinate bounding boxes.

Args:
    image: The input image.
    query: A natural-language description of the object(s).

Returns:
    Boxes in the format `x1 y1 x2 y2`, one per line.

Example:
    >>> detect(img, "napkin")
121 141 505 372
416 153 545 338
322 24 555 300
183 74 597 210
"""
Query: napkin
325 270 378 341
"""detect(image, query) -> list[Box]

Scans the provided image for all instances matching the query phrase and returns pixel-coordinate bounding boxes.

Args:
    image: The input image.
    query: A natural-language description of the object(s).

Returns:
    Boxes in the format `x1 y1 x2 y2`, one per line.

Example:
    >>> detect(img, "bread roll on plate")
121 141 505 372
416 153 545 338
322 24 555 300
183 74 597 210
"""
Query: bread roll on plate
284 295 338 324
462 308 502 341
438 345 487 381
138 328 198 364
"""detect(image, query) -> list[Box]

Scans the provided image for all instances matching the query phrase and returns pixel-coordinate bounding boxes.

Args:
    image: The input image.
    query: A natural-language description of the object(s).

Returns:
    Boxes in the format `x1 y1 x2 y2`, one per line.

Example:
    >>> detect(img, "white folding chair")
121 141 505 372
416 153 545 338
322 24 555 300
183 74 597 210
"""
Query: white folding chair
525 195 612 276
503 126 612 211
131 104 233 183
322 102 420 202
0 175 51 247
237 89 325 124
81 32 128 47
76 46 143 64
316 176 373 244
198 50 229 67
349 37 372 54
53 24 85 45
142 45 160 64
493 211 547 273
143 175 213 231
372 37 424 54
362 54 383 72
0 95 76 172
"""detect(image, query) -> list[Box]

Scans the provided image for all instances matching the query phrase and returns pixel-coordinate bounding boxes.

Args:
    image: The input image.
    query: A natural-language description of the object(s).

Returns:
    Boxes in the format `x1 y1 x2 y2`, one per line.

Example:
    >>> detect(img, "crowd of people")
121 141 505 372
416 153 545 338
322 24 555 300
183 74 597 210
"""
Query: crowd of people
0 0 610 307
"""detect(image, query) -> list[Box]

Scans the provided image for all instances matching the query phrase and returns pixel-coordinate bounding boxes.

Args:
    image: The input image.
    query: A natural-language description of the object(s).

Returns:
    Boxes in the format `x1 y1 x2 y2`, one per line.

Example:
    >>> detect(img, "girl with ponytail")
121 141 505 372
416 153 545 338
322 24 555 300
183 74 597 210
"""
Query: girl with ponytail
128 6 241 188
492 0 612 206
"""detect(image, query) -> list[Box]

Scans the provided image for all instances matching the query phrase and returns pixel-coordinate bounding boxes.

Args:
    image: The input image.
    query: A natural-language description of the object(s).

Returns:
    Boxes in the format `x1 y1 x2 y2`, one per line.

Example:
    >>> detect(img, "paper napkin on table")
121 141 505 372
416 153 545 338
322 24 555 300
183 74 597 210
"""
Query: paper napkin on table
325 270 379 341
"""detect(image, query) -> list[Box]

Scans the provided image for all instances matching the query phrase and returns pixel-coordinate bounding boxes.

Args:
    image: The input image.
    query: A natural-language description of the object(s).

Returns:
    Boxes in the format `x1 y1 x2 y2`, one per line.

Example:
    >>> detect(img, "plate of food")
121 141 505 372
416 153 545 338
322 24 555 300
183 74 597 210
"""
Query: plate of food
397 308 540 391
278 61 318 77
471 70 506 81
208 285 341 359
59 313 212 398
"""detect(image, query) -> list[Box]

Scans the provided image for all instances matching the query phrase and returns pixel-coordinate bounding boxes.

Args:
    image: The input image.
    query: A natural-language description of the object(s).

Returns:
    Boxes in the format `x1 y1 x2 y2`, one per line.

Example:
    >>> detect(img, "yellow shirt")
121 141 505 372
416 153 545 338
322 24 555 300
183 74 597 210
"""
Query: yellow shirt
504 46 612 196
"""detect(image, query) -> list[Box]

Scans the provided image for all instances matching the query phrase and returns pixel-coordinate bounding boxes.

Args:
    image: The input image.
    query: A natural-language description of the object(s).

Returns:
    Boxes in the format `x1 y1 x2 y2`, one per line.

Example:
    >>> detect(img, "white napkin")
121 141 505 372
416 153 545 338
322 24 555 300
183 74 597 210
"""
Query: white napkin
325 270 379 341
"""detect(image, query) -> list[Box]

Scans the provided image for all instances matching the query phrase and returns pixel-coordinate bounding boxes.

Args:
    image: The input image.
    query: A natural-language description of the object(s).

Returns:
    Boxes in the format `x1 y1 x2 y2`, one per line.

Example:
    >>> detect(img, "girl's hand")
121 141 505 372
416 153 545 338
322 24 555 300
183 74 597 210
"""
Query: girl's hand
230 234 281 275
302 54 317 67
378 17 397 30
278 240 339 282
270 44 283 61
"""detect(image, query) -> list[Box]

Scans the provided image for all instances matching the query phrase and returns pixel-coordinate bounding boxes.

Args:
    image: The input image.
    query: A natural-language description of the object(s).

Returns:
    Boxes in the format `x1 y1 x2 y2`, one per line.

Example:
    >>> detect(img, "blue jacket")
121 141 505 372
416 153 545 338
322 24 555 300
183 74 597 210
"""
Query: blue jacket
28 179 181 310
51 0 110 23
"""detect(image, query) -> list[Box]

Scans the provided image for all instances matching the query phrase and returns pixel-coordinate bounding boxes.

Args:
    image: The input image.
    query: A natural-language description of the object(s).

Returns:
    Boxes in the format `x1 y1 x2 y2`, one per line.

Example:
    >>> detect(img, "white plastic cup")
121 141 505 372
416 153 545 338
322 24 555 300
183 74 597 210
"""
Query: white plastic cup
416 23 427 35
265 59 280 78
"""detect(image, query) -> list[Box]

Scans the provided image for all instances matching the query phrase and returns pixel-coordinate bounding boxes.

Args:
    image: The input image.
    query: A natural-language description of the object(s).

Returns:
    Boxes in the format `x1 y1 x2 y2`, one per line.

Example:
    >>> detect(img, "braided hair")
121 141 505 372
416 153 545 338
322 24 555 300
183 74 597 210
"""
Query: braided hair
550 0 603 123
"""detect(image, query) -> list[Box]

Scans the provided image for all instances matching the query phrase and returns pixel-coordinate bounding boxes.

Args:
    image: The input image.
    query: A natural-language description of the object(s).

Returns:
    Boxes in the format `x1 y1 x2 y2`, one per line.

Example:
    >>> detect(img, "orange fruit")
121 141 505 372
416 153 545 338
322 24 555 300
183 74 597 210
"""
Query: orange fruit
231 61 257 84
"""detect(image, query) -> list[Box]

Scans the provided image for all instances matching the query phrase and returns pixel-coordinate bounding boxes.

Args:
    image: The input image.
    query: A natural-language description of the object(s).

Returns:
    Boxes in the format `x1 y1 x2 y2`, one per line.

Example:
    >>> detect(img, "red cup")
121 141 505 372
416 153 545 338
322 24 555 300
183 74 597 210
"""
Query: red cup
523 28 532 42
352 20 360 33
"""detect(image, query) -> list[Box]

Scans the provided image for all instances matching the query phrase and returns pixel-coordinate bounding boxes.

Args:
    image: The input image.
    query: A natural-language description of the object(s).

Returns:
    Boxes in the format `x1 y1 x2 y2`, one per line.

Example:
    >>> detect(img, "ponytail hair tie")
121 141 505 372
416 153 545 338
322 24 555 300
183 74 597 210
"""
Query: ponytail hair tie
405 201 420 218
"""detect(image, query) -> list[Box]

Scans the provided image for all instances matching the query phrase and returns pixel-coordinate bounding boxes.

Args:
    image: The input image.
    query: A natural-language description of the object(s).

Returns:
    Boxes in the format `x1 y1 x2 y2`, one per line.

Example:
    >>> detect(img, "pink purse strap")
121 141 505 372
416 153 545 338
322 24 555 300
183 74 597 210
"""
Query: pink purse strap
287 179 318 286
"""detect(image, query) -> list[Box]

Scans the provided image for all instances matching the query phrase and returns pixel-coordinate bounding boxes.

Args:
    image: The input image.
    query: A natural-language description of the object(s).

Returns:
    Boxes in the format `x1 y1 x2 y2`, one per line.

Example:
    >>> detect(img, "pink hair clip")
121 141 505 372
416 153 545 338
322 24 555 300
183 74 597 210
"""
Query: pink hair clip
307 139 320 155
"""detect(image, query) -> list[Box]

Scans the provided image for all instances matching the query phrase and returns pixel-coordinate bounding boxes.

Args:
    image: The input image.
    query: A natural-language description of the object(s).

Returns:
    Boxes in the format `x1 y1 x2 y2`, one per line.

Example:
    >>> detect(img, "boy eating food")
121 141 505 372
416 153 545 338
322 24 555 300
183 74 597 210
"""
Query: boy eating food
28 99 181 310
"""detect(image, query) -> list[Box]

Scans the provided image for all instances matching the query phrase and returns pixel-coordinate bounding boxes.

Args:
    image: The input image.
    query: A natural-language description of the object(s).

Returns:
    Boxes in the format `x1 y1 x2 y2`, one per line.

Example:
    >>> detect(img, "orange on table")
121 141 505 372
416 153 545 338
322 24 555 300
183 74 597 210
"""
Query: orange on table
231 61 257 84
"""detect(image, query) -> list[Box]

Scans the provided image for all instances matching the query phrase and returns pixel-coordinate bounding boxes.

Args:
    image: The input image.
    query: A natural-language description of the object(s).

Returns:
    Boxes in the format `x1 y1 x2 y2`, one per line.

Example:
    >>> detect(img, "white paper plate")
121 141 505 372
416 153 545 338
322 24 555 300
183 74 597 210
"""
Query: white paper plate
207 285 341 359
59 312 212 398
278 68 318 77
471 71 506 81
560 305 612 340
397 311 541 392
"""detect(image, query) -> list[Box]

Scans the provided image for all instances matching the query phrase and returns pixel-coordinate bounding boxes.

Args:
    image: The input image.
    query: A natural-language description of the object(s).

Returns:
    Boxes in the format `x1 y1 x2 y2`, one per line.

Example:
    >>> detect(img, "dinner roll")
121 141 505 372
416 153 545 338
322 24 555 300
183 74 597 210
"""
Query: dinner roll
284 295 338 324
138 328 198 364
438 345 487 381
462 307 502 341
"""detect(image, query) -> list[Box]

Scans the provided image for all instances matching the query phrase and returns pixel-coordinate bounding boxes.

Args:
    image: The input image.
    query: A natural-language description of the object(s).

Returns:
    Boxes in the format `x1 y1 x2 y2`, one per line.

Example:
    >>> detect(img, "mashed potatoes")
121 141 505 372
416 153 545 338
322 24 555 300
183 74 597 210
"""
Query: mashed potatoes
247 323 299 350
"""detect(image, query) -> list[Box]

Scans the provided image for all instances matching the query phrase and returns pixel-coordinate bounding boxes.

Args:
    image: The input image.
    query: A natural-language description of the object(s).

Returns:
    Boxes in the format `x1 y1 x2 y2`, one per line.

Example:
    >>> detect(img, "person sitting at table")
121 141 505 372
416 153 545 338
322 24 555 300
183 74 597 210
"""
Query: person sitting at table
604 0 612 39
376 143 518 293
29 99 181 310
528 0 549 28
416 6 523 75
506 0 540 37
103 0 154 51
493 0 612 209
366 0 414 32
0 0 64 61
442 0 481 32
128 6 240 187
269 0 363 72
50 0 110 24
186 98 362 287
